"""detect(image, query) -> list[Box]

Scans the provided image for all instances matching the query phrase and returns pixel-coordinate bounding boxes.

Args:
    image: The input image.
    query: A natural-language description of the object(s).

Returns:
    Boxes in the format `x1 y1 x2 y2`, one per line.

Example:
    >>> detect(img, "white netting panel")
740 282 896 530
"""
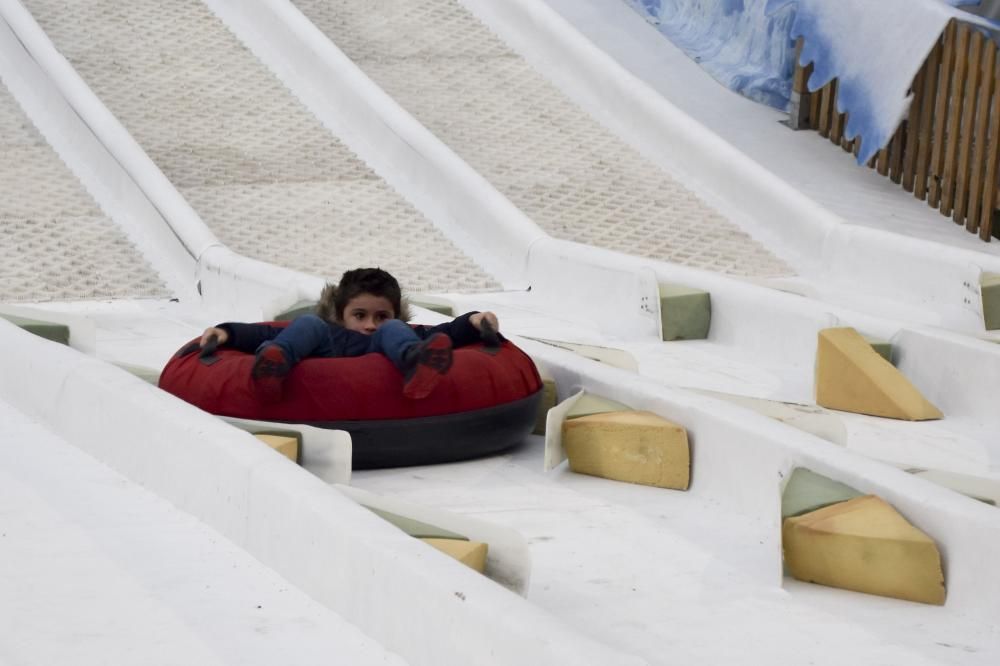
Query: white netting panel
23 0 499 294
0 84 168 302
294 0 794 278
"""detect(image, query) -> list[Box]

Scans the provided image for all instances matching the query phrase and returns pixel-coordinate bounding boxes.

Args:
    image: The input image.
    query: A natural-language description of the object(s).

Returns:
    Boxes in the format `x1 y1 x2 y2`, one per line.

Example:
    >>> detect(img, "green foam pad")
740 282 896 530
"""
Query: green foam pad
659 284 711 341
782 468 863 518
273 302 317 321
908 468 999 506
533 378 558 435
861 335 893 363
276 299 455 320
113 362 161 385
252 429 303 464
410 300 454 317
1 314 70 345
565 393 630 419
982 273 1000 331
363 505 468 541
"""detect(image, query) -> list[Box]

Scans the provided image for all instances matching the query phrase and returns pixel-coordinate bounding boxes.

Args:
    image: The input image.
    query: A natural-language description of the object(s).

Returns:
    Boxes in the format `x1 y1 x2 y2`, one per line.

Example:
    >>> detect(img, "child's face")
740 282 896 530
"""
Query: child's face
341 293 395 335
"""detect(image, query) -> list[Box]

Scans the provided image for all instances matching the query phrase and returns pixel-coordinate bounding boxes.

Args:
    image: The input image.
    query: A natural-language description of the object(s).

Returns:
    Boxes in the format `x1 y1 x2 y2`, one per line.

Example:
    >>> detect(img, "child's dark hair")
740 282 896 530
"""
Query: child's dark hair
316 267 410 323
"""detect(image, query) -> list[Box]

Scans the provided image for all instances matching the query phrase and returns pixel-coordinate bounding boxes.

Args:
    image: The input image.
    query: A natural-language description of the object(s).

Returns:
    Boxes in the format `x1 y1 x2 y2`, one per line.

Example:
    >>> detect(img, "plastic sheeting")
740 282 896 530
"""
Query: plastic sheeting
774 0 995 163
627 0 994 164
625 0 798 110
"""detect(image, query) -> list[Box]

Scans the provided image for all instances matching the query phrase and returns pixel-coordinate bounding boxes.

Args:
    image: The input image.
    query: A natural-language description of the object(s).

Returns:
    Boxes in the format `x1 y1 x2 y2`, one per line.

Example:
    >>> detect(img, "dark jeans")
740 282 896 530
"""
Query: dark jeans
261 315 418 370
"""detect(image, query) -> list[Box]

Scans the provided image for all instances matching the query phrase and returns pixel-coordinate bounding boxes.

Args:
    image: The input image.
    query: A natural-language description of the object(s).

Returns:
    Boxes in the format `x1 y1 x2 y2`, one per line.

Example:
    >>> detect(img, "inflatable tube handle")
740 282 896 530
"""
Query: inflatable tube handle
173 340 201 359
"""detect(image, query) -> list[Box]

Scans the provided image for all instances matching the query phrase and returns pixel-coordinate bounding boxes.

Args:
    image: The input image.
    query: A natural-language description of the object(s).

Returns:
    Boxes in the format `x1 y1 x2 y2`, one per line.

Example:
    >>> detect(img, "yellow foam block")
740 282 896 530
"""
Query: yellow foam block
815 327 942 420
783 495 945 605
253 434 299 462
562 410 690 490
421 538 488 573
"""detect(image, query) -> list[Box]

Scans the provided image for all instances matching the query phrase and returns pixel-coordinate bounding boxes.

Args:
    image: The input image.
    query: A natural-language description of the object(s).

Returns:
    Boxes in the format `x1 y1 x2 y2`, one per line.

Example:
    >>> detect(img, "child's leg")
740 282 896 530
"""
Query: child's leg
366 319 421 368
369 320 453 399
252 315 336 402
265 314 339 364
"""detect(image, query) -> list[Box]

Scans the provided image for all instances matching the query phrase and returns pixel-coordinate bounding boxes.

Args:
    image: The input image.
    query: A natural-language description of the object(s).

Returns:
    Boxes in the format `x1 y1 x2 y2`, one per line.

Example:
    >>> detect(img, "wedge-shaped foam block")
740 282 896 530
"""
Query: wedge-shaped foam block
253 433 300 463
543 391 631 472
816 327 942 420
1 313 70 345
983 273 1000 331
659 284 711 341
422 538 488 573
783 495 945 605
562 410 690 490
781 468 862 518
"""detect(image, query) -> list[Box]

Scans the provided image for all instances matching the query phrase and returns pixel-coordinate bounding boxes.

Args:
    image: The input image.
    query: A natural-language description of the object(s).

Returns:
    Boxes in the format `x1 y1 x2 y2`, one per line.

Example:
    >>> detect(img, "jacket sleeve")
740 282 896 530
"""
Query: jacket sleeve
216 322 285 353
415 311 483 348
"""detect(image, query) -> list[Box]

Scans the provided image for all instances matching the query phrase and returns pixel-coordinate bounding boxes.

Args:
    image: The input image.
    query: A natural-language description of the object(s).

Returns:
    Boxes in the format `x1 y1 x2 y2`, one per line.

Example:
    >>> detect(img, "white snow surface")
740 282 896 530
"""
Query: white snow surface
0 399 407 666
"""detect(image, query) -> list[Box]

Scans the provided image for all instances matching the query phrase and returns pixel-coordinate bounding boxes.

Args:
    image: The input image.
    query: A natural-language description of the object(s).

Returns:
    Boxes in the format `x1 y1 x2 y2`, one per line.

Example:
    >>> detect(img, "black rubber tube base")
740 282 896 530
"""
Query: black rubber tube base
306 390 542 469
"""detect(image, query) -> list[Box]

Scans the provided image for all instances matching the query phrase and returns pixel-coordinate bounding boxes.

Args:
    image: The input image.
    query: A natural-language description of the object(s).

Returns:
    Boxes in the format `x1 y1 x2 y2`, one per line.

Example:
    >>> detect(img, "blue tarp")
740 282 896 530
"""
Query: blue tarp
626 0 993 163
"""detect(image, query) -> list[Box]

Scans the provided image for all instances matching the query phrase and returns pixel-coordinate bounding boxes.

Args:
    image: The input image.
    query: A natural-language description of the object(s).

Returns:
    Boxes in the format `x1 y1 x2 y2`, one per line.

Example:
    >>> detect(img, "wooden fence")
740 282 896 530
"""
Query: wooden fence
791 20 1000 241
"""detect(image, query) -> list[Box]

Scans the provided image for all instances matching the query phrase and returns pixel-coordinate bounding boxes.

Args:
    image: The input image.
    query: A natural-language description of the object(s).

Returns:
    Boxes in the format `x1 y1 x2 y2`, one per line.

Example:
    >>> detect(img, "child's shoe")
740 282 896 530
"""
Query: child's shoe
251 343 291 403
402 333 453 399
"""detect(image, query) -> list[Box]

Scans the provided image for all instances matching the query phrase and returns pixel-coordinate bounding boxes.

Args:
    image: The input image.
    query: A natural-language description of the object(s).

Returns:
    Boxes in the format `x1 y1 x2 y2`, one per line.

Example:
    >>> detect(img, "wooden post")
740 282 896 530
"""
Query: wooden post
809 76 821 129
982 51 1000 240
941 22 971 217
819 80 833 138
789 37 811 130
902 67 926 192
877 146 890 175
889 124 906 184
915 39 943 200
954 29 984 225
929 21 958 207
968 44 996 233
831 108 845 145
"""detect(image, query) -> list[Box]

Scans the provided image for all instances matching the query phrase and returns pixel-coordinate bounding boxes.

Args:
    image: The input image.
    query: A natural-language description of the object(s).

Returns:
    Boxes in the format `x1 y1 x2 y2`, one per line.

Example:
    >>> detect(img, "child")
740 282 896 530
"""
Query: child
199 267 499 402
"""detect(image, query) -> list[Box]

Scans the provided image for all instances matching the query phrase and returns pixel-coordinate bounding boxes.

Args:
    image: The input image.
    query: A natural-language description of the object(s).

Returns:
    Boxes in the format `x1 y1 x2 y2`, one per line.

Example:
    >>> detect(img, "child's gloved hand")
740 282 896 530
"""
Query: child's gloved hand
470 312 501 353
175 326 229 360
200 327 229 347
469 311 499 333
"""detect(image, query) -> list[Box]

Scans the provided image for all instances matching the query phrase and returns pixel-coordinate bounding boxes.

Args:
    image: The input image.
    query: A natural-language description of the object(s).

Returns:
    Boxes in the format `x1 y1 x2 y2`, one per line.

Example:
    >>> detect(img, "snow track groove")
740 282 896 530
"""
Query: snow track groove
294 0 794 278
0 83 168 303
22 0 499 295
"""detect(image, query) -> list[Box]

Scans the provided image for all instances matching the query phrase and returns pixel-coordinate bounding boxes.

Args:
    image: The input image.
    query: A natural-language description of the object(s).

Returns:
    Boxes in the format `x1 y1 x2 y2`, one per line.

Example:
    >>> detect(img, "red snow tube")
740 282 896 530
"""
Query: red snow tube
159 322 543 468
